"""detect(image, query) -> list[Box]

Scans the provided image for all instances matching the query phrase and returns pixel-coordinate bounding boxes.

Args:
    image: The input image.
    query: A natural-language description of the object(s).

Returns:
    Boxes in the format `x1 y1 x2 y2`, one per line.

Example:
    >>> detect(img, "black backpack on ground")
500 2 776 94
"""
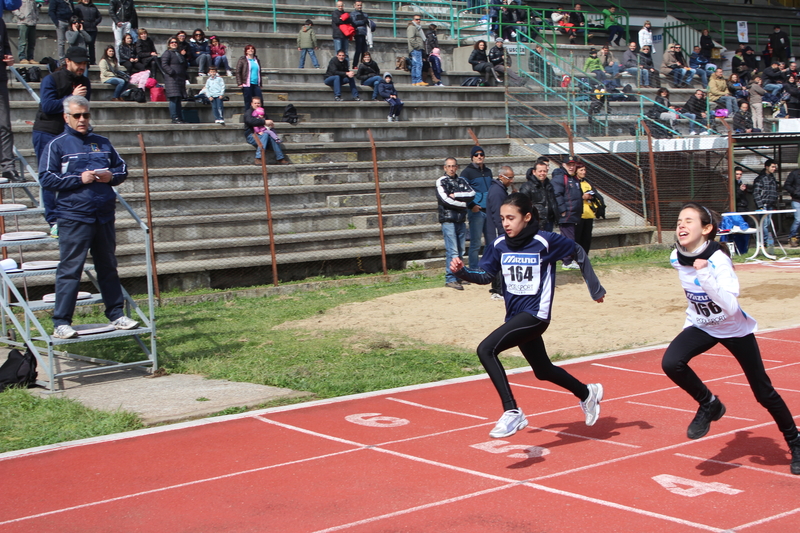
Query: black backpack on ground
461 76 483 87
0 348 37 392
17 66 41 83
283 104 299 125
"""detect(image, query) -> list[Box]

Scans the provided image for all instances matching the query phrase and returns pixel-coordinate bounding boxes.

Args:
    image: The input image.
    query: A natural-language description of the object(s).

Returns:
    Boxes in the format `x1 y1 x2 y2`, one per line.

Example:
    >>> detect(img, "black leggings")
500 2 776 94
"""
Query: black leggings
477 312 589 411
662 327 798 442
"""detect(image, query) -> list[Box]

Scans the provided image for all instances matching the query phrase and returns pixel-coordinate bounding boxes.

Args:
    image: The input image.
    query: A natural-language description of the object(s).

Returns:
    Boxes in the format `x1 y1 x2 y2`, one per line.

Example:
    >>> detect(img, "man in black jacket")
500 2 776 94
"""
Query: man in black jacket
48 0 73 60
350 1 369 67
770 25 790 64
784 168 800 247
331 0 349 59
683 89 714 134
324 50 360 101
519 160 558 231
32 46 91 231
762 61 785 96
436 157 475 290
753 159 779 250
551 158 583 269
109 0 137 58
243 96 288 165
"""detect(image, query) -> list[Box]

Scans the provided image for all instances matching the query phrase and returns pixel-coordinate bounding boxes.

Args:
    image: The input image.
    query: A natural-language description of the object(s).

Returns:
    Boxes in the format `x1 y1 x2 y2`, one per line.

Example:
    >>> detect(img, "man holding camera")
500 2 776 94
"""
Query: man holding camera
39 95 137 339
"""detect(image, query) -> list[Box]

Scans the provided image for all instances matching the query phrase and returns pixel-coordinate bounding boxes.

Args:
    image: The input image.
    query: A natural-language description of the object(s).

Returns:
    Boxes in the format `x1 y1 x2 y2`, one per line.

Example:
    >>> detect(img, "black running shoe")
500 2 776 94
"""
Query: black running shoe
687 397 726 439
788 436 800 475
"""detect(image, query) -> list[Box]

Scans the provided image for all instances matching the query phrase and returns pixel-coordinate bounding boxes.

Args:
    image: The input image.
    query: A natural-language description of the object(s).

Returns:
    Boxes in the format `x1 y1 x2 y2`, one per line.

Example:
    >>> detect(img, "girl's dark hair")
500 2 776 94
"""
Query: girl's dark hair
474 40 486 50
680 202 730 256
123 33 133 44
502 192 539 223
193 29 206 40
656 87 668 97
101 45 115 63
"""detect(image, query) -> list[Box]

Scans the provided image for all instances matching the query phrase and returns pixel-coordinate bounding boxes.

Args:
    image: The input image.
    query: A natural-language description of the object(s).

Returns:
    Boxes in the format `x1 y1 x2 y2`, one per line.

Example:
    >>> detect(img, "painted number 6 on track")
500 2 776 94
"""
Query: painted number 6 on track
345 413 410 427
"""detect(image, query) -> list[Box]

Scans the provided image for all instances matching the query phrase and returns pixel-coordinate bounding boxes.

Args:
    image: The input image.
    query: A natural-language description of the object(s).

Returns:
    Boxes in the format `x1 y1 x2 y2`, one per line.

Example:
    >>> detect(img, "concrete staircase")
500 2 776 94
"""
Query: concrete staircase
4 0 661 290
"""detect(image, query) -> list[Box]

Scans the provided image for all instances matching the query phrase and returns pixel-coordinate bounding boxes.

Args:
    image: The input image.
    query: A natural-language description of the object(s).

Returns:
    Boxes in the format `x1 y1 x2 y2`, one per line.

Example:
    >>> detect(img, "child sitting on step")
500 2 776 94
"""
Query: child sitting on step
377 72 404 122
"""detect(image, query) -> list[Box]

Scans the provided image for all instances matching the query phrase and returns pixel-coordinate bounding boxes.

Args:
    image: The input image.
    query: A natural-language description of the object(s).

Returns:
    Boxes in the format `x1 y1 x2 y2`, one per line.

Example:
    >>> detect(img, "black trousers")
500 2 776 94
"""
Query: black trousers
662 326 798 442
477 312 589 411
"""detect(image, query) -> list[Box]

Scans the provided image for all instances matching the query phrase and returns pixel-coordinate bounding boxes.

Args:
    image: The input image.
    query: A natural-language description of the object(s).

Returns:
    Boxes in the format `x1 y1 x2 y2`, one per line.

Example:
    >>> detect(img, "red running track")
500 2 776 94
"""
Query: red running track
2 327 800 532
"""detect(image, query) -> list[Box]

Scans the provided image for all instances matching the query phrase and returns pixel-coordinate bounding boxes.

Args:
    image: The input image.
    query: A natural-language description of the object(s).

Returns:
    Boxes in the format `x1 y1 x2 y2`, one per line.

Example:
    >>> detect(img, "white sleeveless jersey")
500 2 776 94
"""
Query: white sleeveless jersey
670 249 757 338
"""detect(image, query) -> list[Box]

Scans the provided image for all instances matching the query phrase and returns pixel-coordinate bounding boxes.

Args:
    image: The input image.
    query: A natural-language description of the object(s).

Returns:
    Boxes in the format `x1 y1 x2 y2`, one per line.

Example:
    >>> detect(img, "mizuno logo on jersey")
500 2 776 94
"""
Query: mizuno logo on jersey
684 291 711 303
503 254 540 265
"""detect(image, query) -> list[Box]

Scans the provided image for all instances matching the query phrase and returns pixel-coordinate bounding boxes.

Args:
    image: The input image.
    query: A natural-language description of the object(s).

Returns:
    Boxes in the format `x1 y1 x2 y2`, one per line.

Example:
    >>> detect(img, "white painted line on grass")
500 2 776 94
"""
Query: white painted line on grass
627 401 756 421
384 397 489 419
674 454 800 480
591 363 665 376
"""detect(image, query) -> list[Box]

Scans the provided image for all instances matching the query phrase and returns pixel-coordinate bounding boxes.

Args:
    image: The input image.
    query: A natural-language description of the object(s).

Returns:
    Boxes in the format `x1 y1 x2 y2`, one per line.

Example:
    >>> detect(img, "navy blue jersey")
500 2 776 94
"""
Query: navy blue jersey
459 230 604 322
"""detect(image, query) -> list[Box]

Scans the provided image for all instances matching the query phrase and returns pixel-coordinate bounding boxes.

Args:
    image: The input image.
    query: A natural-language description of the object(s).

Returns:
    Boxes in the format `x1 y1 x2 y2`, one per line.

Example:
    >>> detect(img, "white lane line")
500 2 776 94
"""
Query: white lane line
508 382 574 395
674 454 800 481
531 419 783 482
756 336 800 346
724 382 800 394
626 401 757 422
706 352 783 363
0 447 363 526
384 397 489 419
592 363 667 378
376 422 494 447
366 447 726 533
731 506 800 531
310 484 519 533
591 363 665 376
527 426 641 448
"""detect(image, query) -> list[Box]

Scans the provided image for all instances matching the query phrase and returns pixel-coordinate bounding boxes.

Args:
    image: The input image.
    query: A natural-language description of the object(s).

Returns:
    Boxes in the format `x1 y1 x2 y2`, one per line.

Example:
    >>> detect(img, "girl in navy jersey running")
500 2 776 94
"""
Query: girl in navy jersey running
450 193 606 438
663 202 800 474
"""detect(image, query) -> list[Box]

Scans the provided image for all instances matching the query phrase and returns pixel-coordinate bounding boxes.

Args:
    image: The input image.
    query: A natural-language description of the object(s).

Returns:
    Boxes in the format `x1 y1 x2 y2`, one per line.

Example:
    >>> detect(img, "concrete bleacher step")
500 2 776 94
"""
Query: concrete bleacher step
351 211 439 230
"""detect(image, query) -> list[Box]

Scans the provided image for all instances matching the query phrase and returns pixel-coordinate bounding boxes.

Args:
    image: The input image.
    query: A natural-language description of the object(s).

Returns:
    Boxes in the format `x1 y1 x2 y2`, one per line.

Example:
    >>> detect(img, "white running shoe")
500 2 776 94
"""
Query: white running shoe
111 316 139 330
53 324 78 339
561 262 580 270
581 383 604 426
489 408 528 438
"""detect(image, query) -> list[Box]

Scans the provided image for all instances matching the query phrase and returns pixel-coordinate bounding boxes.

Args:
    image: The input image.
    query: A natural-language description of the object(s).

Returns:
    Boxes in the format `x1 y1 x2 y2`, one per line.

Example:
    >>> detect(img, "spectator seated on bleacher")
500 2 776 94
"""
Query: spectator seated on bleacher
584 48 607 85
355 51 382 100
134 28 161 78
488 38 525 86
528 44 558 87
784 74 800 118
98 45 129 101
598 44 621 87
708 68 737 115
189 28 212 76
469 40 495 86
763 61 786 96
733 101 761 133
683 89 715 135
601 5 624 46
689 46 710 88
660 43 695 88
638 44 660 88
209 36 232 76
728 73 748 100
117 32 137 74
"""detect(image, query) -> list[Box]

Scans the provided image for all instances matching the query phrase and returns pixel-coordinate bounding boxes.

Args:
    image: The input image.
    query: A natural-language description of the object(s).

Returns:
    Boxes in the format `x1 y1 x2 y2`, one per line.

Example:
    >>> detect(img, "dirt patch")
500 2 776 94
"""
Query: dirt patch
279 266 800 359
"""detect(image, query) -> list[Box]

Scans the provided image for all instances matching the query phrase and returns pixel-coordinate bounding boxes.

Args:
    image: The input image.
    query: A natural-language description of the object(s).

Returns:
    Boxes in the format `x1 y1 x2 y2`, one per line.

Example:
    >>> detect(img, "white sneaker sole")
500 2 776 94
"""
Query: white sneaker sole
583 384 604 426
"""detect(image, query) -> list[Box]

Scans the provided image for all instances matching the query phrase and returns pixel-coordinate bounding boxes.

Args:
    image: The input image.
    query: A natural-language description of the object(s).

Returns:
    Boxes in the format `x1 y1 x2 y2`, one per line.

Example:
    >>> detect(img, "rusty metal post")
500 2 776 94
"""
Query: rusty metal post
639 120 663 244
718 119 736 213
253 136 280 286
137 134 161 302
366 129 388 275
467 128 480 146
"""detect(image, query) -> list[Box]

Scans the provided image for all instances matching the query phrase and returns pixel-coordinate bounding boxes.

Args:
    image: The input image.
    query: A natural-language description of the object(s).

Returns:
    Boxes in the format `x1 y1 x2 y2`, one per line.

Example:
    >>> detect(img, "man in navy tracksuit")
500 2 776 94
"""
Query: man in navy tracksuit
461 145 493 268
38 95 138 339
551 158 584 269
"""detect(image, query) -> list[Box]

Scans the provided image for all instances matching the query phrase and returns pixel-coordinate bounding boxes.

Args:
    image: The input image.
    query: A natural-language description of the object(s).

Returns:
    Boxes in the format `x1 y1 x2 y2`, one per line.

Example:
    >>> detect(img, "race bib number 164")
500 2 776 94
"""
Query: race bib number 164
502 253 540 296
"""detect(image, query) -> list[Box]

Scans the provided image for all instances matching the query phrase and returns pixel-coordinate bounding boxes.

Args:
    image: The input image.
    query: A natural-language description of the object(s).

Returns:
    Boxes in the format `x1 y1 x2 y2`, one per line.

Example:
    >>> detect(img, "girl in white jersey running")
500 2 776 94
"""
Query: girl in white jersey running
663 202 800 474
451 193 606 439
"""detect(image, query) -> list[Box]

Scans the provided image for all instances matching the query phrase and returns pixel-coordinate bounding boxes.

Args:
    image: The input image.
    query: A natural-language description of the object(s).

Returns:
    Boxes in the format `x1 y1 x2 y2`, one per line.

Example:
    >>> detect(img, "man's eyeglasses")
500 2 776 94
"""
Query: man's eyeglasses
473 153 485 157
69 112 91 119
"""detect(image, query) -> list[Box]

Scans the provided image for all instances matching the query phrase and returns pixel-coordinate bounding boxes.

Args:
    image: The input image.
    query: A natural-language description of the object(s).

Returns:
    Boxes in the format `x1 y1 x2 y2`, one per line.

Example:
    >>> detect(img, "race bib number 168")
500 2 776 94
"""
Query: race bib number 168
502 253 540 296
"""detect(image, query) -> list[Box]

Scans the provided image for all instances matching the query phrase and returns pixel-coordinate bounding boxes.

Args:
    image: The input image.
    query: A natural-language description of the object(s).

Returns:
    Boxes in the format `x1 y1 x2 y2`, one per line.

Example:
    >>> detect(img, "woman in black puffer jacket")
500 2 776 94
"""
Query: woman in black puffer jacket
469 40 493 86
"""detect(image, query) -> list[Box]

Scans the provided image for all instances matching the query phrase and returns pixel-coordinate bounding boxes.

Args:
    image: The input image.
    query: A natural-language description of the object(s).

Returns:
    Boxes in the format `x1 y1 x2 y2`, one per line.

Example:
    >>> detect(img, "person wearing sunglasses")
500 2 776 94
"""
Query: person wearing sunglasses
39 95 138 340
189 27 211 76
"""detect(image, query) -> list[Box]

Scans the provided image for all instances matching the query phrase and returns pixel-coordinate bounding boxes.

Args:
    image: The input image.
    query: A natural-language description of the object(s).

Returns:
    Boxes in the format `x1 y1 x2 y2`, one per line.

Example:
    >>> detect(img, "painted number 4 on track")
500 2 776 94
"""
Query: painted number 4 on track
652 474 743 498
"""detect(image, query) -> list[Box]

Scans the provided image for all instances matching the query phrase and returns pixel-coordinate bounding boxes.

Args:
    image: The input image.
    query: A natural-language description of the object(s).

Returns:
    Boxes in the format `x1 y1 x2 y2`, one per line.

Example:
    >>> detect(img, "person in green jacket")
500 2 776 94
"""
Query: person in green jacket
583 48 607 84
602 6 624 46
297 19 319 69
